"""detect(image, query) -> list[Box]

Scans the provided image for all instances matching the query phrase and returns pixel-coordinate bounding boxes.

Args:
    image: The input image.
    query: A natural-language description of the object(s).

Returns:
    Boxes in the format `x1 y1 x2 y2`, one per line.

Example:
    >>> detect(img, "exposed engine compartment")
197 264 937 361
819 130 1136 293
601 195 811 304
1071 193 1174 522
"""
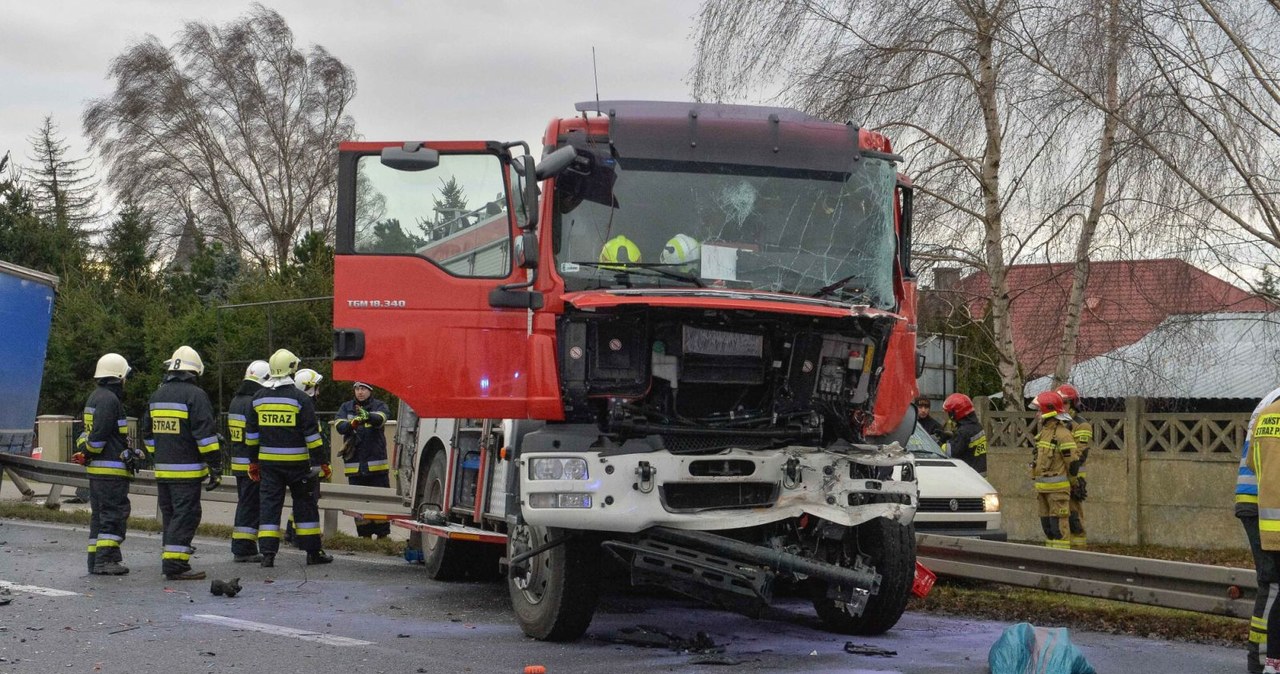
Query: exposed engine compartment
558 306 898 452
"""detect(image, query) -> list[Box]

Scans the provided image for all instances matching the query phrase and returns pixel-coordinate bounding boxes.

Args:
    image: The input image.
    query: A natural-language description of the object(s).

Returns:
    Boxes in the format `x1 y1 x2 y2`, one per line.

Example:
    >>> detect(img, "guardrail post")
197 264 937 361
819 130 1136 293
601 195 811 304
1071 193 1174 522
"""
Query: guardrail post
1125 396 1143 545
323 508 338 537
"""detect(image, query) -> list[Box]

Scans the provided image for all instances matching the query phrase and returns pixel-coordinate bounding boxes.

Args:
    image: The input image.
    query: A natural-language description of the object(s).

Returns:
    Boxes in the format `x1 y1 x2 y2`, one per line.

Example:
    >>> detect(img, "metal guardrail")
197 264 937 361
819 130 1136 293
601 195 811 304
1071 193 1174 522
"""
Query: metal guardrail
917 533 1257 618
0 454 406 536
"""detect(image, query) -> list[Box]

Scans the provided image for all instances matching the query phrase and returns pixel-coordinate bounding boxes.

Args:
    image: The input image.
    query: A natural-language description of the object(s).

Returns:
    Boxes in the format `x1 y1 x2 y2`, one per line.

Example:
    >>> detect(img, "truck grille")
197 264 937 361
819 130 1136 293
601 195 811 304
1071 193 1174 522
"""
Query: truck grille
661 434 776 454
660 482 779 512
918 498 984 513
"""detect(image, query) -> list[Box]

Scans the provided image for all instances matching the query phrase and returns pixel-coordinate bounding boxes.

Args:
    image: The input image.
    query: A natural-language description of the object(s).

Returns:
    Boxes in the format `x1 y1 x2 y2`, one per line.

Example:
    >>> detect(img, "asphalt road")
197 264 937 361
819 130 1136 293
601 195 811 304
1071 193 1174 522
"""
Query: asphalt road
0 519 1246 673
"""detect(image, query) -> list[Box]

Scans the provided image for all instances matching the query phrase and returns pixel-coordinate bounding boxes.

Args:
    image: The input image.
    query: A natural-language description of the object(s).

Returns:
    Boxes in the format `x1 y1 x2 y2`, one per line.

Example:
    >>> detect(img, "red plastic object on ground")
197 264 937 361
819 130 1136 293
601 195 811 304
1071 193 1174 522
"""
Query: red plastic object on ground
912 561 937 598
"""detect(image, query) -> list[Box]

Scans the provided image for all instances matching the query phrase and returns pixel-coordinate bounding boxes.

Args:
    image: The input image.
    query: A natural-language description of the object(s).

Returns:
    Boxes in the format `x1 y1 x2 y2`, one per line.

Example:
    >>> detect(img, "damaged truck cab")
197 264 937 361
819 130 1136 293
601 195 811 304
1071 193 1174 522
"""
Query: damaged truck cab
333 101 920 641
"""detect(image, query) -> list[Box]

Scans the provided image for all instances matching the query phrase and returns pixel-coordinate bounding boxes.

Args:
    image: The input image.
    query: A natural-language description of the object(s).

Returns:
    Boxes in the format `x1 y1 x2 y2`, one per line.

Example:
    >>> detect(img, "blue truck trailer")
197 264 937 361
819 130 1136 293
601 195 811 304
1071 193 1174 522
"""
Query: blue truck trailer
0 260 57 455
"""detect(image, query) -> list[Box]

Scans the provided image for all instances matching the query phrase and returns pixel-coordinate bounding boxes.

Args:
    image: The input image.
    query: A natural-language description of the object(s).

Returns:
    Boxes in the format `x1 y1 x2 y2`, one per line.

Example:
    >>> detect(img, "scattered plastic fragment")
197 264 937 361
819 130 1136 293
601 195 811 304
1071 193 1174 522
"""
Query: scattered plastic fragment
210 578 241 598
844 642 897 657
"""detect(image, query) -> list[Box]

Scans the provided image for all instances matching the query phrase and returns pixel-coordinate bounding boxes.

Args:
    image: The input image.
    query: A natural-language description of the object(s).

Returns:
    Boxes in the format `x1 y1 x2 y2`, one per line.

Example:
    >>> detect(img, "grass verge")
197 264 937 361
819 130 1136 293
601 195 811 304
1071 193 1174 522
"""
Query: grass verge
0 501 404 556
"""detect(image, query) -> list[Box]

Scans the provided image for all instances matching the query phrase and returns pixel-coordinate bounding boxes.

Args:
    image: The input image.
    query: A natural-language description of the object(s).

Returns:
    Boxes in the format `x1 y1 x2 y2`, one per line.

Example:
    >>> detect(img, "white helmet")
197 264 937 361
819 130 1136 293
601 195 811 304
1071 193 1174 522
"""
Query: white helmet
661 233 700 266
94 353 131 380
243 360 270 384
166 345 204 375
295 368 323 397
268 348 300 378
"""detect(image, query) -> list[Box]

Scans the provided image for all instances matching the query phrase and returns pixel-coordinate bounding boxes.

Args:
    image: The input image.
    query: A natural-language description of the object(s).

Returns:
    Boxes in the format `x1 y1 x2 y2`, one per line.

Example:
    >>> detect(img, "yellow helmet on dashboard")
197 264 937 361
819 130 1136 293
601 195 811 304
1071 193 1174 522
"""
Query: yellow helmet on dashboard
599 235 641 270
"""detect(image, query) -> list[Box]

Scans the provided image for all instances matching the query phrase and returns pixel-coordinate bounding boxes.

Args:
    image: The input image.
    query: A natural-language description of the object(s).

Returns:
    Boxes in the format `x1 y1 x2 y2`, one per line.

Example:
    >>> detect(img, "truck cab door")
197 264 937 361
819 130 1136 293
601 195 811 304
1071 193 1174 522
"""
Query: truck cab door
333 141 546 419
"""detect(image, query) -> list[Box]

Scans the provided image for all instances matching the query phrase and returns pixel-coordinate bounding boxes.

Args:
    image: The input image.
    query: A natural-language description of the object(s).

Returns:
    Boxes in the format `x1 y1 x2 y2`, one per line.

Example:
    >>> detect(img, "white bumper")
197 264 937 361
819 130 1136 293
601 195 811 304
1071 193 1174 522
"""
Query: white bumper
518 445 916 533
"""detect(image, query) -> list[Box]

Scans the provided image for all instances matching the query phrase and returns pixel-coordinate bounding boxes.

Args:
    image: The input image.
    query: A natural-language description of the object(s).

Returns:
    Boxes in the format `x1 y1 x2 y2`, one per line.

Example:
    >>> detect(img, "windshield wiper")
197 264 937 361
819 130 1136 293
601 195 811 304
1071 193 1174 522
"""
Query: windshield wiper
811 273 868 300
568 261 705 288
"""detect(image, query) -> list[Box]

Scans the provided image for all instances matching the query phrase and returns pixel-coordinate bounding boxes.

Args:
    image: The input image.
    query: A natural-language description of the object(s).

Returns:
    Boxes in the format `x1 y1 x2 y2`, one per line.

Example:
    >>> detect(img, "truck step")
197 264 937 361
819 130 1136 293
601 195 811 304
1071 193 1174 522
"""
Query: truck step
339 510 414 522
393 518 508 545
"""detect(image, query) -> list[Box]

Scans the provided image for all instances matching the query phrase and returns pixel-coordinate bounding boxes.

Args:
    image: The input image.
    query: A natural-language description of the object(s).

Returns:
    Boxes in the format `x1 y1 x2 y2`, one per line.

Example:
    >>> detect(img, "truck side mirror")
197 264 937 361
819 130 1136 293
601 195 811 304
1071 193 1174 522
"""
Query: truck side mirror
514 232 539 269
518 155 539 230
380 142 440 172
536 146 578 180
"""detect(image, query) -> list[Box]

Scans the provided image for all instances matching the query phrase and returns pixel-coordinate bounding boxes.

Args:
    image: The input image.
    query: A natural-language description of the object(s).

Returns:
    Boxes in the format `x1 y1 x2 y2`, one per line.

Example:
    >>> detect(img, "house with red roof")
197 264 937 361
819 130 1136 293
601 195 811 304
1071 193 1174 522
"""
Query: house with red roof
932 259 1273 380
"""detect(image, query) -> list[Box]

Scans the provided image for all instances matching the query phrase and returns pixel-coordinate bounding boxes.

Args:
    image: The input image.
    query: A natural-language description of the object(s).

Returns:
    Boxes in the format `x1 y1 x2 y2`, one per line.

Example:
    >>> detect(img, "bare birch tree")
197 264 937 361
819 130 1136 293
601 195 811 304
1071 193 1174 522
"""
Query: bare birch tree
83 4 356 269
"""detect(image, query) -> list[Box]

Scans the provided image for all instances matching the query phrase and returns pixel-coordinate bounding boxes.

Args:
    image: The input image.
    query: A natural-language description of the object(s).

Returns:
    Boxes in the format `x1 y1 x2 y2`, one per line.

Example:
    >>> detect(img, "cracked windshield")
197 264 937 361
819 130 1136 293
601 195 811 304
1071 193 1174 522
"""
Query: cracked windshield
552 154 897 309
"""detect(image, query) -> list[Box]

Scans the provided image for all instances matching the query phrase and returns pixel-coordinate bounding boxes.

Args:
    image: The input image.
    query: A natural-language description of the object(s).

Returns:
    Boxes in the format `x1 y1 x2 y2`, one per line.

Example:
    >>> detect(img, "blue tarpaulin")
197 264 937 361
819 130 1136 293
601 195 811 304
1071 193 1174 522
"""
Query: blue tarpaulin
0 261 57 455
989 622 1096 674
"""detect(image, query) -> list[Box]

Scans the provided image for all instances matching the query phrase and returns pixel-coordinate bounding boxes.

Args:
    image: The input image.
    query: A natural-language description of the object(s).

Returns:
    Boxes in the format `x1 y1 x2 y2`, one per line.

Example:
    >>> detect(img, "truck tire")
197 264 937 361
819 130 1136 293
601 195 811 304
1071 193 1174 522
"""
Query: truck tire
416 450 472 580
813 518 915 635
507 524 600 642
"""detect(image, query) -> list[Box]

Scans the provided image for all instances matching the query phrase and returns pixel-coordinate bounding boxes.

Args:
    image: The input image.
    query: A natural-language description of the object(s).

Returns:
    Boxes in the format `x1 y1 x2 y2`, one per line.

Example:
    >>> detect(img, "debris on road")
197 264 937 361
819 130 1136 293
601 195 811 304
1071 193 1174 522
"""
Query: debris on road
601 625 724 655
688 653 750 666
210 578 241 598
989 622 1096 674
844 642 897 657
0 587 11 606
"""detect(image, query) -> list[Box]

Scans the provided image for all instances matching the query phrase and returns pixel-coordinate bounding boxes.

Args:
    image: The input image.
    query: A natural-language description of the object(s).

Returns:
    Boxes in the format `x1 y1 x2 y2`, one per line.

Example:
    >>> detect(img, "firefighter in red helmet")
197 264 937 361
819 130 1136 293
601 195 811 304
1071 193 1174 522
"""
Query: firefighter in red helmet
1056 384 1091 547
1029 390 1076 549
942 393 987 476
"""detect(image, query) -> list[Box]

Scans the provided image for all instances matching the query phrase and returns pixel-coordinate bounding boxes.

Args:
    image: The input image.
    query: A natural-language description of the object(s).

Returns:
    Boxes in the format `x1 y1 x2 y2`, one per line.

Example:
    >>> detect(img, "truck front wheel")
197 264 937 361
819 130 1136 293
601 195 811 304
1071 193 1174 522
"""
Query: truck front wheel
507 524 600 642
416 451 472 580
813 518 915 635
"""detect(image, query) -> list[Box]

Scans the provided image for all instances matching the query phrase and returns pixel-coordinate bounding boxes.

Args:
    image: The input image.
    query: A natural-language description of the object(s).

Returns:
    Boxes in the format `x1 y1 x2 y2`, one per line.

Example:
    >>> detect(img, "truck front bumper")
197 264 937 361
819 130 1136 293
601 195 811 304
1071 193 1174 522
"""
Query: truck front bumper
518 444 916 533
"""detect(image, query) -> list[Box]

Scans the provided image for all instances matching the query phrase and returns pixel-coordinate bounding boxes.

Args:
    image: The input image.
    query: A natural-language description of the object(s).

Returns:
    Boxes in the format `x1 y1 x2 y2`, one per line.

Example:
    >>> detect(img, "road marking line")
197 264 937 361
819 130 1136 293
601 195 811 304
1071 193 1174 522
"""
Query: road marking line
0 580 78 597
183 614 373 646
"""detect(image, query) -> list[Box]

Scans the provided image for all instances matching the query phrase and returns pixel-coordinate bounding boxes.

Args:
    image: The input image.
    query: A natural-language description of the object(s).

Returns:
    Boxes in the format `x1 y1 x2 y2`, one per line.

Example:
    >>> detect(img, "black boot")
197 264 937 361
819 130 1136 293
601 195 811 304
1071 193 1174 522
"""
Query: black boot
165 569 207 581
260 554 275 568
306 550 334 565
234 553 263 563
92 561 130 576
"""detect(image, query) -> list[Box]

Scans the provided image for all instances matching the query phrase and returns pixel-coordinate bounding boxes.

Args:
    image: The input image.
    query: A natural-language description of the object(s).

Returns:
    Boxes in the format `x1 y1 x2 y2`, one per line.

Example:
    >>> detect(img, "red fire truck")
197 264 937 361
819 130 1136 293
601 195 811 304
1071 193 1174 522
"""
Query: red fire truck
333 101 920 641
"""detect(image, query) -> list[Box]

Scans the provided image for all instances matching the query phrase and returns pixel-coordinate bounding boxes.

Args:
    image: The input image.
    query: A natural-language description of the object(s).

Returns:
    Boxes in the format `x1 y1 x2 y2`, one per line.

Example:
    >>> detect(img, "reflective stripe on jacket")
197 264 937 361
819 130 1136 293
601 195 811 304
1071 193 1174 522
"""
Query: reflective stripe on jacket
1253 399 1280 550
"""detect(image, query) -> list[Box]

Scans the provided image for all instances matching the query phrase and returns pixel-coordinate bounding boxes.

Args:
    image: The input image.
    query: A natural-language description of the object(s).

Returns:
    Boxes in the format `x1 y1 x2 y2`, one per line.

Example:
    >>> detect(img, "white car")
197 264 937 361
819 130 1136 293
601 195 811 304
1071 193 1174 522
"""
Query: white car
908 425 1006 540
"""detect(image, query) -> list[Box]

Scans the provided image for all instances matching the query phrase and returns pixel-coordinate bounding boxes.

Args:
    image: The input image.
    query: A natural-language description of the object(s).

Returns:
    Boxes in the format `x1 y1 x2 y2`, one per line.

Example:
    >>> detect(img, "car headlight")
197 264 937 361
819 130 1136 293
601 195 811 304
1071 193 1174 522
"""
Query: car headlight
529 457 589 480
983 492 1001 513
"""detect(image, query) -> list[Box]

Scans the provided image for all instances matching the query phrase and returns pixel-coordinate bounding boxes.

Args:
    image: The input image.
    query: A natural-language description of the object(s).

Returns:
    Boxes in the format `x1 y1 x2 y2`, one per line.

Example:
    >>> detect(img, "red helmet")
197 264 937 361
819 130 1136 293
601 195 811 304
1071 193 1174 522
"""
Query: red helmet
942 393 974 419
1031 390 1066 417
1056 384 1081 405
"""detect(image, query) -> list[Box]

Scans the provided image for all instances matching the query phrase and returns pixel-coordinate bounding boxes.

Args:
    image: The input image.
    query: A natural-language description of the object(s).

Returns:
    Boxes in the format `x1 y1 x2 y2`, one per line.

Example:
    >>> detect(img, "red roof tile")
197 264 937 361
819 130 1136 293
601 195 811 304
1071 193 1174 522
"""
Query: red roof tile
952 259 1274 379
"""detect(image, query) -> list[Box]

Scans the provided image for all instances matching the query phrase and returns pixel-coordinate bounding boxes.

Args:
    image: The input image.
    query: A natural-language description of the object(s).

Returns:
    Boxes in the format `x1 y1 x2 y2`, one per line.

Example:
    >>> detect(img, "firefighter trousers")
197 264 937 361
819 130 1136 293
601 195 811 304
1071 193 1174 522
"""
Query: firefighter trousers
259 465 321 554
1036 490 1070 548
157 480 203 575
1243 515 1280 671
232 475 261 556
348 472 392 537
1069 496 1087 543
88 478 131 572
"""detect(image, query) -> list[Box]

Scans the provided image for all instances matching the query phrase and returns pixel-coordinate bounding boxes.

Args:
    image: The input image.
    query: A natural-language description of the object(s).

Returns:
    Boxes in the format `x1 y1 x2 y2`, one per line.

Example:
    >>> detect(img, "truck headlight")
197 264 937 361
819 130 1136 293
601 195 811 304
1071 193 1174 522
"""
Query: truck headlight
528 492 593 508
983 493 1001 513
529 457 589 480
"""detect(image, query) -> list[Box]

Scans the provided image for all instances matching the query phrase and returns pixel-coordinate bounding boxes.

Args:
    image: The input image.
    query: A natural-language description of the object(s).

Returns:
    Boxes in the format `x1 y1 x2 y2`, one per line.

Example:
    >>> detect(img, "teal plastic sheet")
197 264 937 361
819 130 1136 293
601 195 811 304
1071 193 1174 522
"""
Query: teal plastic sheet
989 622 1097 674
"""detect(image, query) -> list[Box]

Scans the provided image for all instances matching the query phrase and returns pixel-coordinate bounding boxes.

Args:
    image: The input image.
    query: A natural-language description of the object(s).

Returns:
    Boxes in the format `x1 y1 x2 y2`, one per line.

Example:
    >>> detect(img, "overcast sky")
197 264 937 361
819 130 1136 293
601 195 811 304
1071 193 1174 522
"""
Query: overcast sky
1 0 703 184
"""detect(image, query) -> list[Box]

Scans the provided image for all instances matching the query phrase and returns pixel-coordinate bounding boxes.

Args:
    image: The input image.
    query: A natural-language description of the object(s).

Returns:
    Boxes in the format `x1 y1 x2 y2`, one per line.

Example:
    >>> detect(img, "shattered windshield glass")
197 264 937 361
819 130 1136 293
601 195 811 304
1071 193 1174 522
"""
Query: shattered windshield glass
551 154 897 309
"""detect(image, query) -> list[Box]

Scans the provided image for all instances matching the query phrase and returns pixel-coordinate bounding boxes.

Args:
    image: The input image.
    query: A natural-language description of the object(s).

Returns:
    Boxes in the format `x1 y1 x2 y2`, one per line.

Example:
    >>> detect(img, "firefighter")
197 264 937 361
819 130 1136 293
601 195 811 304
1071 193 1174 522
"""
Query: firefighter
1252 394 1280 674
941 393 987 476
599 234 641 270
284 368 325 547
141 346 221 581
1028 390 1075 549
227 360 269 563
245 349 333 567
336 381 392 539
1057 384 1092 548
1240 386 1280 673
73 353 140 575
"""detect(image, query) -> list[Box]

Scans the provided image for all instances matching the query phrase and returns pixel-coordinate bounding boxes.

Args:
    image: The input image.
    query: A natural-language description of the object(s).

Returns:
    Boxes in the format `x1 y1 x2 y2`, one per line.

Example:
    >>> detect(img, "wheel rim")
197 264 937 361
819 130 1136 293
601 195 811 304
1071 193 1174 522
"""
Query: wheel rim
510 524 551 606
419 473 445 554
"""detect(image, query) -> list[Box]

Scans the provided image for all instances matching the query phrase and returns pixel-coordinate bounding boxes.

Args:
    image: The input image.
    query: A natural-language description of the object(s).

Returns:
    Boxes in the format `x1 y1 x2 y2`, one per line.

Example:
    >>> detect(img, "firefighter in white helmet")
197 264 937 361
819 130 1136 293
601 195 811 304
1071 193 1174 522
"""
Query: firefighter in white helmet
227 360 269 562
244 349 333 567
141 346 221 580
73 353 139 575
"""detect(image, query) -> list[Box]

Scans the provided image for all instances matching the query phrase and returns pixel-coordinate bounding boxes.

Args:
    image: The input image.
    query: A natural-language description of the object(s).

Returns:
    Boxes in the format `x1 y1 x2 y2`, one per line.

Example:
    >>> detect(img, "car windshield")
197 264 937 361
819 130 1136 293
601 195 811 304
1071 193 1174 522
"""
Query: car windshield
908 426 946 457
551 154 898 309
